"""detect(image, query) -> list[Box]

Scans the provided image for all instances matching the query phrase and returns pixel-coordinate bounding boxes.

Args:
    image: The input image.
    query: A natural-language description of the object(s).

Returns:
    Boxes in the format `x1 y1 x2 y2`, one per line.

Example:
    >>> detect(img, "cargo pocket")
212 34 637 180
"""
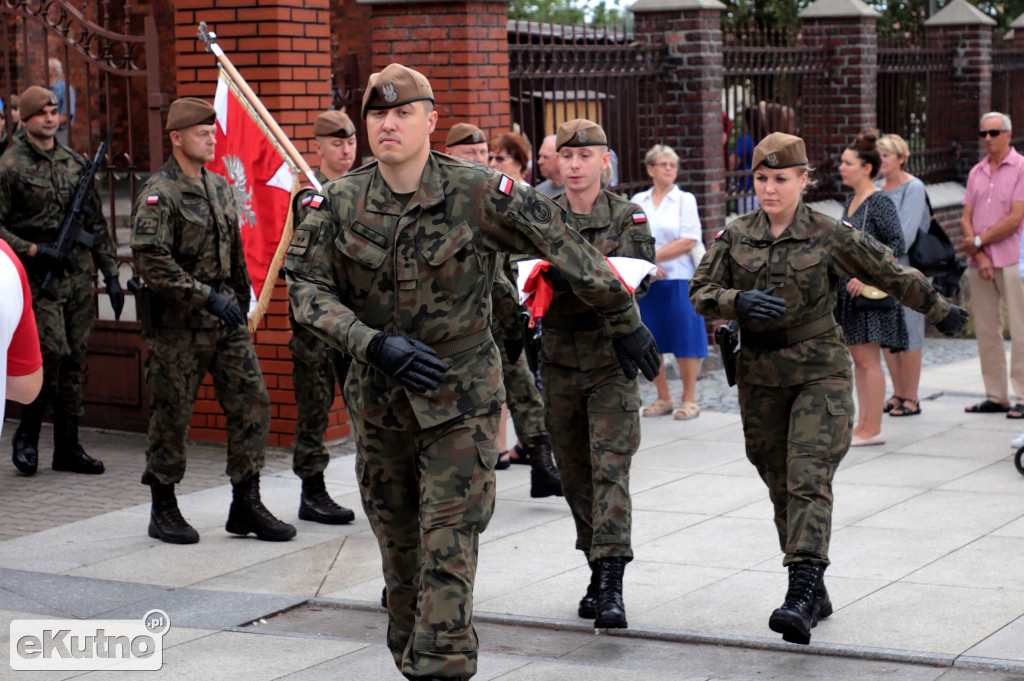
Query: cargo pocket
589 390 642 456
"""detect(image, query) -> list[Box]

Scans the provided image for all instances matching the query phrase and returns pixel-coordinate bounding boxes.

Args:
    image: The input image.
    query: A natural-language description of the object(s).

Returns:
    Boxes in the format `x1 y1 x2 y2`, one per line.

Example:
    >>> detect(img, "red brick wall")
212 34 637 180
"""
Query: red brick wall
172 0 346 448
366 0 511 146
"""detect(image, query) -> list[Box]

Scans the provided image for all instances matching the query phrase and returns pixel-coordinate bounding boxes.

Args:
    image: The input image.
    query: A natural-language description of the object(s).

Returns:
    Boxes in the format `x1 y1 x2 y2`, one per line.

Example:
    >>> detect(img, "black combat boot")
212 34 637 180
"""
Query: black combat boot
578 560 601 619
226 473 297 541
768 562 828 645
52 411 104 474
594 557 628 629
529 437 563 498
299 472 356 524
148 483 200 544
12 401 44 475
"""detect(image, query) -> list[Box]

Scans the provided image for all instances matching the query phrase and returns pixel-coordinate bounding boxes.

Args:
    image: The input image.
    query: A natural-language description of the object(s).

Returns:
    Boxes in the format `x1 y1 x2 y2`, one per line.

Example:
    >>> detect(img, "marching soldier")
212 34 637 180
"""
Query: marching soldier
286 64 659 680
131 97 295 545
0 86 123 476
289 110 359 525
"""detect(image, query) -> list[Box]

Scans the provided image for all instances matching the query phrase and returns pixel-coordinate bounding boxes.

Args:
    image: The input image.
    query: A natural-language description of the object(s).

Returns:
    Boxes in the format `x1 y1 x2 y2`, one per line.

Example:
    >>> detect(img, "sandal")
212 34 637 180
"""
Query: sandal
1009 403 1024 419
495 450 511 470
965 400 1010 414
673 401 700 421
884 395 905 413
642 399 674 417
506 442 531 465
889 398 921 417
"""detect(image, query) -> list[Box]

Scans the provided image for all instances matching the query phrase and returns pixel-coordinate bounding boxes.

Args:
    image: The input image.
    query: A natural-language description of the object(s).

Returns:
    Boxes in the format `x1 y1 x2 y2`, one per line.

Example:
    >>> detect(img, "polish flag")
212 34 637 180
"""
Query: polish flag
208 75 294 302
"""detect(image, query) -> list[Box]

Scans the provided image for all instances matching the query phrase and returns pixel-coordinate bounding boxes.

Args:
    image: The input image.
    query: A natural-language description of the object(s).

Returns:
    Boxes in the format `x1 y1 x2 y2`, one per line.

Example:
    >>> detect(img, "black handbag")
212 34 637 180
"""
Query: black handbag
908 195 958 277
852 294 898 312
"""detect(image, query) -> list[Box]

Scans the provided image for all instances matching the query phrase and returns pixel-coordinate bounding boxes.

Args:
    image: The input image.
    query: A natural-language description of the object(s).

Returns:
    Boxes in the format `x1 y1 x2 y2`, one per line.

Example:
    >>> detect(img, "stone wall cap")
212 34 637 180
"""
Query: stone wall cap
924 0 996 26
1010 11 1024 29
800 0 878 19
359 0 505 4
629 0 724 13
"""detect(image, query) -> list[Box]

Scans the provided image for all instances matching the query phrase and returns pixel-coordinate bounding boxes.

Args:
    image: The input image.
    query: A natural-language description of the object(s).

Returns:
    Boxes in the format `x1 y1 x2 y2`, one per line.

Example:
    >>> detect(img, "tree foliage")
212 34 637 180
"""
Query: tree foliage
508 0 630 29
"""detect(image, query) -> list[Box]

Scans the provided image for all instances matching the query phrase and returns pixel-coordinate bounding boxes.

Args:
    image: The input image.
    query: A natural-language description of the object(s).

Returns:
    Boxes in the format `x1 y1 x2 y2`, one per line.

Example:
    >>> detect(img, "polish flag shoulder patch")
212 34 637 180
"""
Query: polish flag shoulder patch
842 220 854 229
146 194 159 205
632 212 647 224
498 175 515 196
715 229 726 239
310 195 326 209
300 194 314 207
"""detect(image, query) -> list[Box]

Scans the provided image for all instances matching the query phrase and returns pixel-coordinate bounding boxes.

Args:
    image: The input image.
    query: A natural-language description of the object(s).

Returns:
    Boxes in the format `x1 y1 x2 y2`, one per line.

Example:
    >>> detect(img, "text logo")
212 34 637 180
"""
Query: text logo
10 609 170 671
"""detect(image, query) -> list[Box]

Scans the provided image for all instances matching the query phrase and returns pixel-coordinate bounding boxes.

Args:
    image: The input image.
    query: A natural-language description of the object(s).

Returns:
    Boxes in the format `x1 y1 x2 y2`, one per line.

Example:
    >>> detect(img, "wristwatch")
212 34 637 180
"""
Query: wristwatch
974 235 983 248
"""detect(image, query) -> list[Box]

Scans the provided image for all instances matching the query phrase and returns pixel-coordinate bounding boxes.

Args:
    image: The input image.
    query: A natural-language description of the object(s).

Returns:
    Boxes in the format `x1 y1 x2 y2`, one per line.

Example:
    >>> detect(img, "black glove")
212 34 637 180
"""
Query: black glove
735 285 787 321
545 266 572 292
503 335 524 363
612 324 661 381
204 291 246 326
106 276 124 321
33 244 70 273
367 332 450 393
936 304 969 337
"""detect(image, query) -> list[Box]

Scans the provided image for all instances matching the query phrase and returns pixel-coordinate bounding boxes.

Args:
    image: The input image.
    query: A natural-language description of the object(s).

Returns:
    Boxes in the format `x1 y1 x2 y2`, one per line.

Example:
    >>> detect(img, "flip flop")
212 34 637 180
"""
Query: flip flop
965 400 1010 413
495 450 511 470
889 398 921 417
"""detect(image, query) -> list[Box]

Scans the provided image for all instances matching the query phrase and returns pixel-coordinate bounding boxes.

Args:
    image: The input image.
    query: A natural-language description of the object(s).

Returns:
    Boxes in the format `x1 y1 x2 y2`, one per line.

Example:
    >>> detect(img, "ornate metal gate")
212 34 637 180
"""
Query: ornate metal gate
1 0 166 431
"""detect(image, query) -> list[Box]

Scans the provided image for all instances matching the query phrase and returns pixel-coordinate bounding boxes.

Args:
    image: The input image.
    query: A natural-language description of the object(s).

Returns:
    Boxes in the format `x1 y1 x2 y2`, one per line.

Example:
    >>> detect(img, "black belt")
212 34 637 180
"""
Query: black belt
430 328 492 358
742 315 836 350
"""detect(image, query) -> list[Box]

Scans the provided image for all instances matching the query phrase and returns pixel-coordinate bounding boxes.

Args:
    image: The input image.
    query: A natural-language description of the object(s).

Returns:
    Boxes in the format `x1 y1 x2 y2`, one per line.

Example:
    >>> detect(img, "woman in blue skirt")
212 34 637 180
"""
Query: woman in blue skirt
630 145 709 420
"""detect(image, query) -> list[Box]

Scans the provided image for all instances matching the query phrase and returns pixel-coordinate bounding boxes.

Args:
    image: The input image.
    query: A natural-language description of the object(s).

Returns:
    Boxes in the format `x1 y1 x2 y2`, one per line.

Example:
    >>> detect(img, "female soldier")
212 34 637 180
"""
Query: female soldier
690 133 968 645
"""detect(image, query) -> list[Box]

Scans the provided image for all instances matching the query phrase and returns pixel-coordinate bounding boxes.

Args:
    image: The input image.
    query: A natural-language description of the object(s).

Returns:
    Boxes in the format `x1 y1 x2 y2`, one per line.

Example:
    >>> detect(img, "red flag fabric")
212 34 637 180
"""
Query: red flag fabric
208 76 294 299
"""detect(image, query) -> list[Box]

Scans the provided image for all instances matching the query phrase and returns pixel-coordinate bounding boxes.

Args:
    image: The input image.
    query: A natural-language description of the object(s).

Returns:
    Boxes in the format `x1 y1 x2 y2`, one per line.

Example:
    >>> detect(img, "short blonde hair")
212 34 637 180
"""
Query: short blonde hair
644 144 679 167
877 134 910 169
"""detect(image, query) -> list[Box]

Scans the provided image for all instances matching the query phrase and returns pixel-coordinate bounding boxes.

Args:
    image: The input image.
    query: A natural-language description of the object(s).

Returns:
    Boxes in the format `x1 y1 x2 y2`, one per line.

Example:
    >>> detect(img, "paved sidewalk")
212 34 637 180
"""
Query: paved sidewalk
1 351 1023 679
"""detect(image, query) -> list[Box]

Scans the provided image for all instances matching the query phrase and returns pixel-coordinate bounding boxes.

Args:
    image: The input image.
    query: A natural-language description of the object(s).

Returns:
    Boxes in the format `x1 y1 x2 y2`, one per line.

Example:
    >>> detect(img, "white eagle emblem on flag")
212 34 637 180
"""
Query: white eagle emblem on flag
223 155 257 228
381 83 398 103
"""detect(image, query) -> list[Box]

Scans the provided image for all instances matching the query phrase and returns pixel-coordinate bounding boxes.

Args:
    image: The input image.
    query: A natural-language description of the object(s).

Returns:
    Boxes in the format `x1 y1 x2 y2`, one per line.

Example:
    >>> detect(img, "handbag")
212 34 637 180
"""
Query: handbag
852 285 898 312
908 195 958 277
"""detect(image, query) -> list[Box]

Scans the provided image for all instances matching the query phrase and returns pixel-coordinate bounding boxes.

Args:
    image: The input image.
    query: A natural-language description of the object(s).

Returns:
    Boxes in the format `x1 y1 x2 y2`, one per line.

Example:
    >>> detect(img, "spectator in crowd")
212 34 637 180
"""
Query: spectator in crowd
534 134 563 197
444 122 488 164
690 132 967 647
631 145 707 420
835 129 907 447
489 131 531 185
876 133 930 418
960 112 1024 420
546 119 657 630
1 238 43 436
48 59 75 146
730 105 767 213
1 86 122 477
722 111 733 170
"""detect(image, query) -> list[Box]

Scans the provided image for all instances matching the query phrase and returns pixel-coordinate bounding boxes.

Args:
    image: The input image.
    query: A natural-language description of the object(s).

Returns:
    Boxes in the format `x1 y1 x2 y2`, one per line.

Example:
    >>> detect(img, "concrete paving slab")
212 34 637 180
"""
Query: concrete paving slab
939 460 1024 494
96 586 304 631
639 517 781 569
826 526 975 581
828 482 925 527
852 488 1024 534
636 412 742 450
994 514 1024 537
633 439 746 474
961 613 1024 663
0 568 166 619
493 659 709 681
903 535 1024 591
191 538 346 597
631 472 766 516
834 452 993 488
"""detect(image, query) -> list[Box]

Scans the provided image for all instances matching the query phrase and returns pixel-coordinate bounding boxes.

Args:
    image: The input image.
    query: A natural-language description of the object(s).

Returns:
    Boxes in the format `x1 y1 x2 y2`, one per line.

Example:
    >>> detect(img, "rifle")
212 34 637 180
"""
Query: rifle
39 125 115 299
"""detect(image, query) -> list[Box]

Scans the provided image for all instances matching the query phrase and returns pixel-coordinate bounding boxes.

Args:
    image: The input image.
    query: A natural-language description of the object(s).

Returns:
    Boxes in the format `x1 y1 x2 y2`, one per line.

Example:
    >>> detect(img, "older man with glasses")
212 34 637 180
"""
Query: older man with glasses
961 112 1024 421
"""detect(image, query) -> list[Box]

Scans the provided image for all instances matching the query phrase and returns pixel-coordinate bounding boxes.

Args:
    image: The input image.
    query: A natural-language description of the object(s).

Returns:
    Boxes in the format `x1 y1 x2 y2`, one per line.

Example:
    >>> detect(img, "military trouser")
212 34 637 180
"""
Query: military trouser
496 332 547 446
289 314 336 479
354 410 499 679
141 324 270 486
26 269 94 417
541 361 640 561
738 375 853 566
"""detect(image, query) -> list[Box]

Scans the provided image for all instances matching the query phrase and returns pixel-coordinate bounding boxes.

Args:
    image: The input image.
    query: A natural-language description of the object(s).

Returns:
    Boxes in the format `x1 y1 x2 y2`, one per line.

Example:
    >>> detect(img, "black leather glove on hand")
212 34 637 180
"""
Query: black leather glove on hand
367 333 450 393
545 266 572 292
735 285 788 321
612 324 661 381
936 304 969 337
106 276 124 321
204 291 246 326
34 244 69 273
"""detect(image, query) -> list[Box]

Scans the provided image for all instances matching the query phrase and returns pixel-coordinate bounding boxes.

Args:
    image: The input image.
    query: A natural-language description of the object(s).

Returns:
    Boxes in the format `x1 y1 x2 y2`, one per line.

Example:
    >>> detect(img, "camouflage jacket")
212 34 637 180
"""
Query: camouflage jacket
285 151 643 430
690 203 952 387
293 169 330 227
130 155 252 329
0 132 118 279
541 190 654 369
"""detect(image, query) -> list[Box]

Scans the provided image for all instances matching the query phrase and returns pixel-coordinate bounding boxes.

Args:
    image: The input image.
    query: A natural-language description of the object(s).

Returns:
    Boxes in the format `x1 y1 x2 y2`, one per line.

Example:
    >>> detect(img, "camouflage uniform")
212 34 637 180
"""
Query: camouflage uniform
690 203 952 565
542 191 654 562
131 155 269 486
286 152 644 679
290 169 336 480
0 131 119 417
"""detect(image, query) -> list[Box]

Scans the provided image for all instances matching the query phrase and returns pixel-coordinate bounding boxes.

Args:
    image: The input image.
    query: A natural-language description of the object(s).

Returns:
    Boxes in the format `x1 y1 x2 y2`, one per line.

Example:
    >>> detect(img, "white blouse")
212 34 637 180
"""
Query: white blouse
629 185 702 280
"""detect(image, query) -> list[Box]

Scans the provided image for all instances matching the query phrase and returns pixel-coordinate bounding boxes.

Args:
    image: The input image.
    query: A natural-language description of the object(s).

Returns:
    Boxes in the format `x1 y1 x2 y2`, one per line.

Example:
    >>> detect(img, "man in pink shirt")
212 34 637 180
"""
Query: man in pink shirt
962 112 1024 417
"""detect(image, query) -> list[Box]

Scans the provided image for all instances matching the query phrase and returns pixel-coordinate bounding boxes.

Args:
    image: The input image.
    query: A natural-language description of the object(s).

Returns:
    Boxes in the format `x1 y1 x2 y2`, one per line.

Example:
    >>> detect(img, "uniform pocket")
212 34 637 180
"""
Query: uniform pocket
589 389 642 456
424 222 474 266
337 227 388 269
729 241 768 273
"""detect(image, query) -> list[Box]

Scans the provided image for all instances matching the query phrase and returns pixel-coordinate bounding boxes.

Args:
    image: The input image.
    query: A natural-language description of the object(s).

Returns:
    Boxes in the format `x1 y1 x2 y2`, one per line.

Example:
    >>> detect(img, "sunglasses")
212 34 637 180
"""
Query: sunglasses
978 129 1006 138
488 154 509 163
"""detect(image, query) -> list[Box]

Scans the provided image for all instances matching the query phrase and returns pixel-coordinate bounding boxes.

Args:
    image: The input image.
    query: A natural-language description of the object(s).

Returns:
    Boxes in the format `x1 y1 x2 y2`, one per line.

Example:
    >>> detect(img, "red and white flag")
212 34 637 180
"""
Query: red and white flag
208 75 294 301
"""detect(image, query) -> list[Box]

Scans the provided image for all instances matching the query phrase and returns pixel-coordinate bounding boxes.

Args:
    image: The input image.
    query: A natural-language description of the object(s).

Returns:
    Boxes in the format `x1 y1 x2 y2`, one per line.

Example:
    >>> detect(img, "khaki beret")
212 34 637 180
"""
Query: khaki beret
313 110 356 138
751 132 808 171
445 123 486 147
165 97 216 131
19 86 57 121
555 119 607 151
361 63 434 119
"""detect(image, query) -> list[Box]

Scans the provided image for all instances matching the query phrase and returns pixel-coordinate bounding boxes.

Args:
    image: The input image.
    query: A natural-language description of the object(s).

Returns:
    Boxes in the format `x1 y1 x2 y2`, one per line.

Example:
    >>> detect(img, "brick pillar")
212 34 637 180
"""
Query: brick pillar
173 0 348 448
361 0 510 146
925 0 995 178
631 0 726 241
800 0 879 194
1011 14 1024 133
